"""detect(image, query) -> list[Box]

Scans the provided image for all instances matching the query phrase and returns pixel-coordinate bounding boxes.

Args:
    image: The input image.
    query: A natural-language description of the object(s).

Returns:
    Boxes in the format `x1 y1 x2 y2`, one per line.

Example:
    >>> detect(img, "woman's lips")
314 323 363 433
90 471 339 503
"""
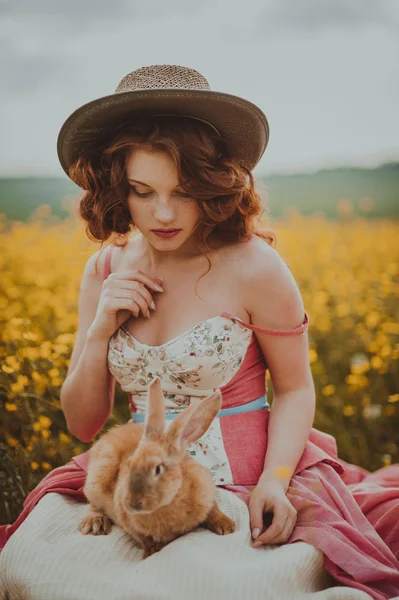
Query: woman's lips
152 229 181 238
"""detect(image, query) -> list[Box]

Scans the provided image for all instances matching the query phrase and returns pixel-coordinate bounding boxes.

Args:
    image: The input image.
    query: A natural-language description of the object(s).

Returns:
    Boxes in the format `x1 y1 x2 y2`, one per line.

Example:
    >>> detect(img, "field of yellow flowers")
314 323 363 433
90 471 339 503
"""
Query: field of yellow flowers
0 205 398 525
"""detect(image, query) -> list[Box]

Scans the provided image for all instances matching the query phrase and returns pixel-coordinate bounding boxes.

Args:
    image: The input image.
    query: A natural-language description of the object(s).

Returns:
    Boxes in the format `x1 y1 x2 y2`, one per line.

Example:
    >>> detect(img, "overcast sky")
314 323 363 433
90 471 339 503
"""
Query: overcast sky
1 0 398 177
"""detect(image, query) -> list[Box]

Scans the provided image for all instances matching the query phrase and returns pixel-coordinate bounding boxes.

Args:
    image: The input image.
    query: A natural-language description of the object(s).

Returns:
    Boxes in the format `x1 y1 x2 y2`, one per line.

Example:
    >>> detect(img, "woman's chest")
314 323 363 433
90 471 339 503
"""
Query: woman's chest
121 245 248 348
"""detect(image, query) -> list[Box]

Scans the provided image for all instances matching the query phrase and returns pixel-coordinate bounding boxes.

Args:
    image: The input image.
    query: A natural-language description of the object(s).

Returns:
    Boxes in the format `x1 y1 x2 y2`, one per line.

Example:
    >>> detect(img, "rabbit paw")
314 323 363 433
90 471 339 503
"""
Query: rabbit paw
78 513 113 535
202 504 236 535
142 539 167 559
207 513 236 535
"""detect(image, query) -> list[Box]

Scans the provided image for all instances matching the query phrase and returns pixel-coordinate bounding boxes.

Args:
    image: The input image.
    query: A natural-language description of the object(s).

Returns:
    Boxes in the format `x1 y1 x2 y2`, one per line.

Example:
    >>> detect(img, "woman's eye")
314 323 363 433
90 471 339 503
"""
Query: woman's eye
129 186 191 199
129 187 152 198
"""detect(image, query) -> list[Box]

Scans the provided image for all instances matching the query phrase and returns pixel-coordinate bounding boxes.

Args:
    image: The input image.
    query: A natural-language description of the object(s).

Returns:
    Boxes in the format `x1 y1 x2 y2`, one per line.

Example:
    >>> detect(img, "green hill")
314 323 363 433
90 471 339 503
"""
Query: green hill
0 162 398 222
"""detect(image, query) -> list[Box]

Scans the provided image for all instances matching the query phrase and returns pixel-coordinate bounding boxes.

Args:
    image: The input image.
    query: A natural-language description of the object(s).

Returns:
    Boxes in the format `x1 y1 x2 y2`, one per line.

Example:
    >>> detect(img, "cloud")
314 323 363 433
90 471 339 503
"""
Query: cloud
260 0 399 34
0 0 202 23
0 0 208 95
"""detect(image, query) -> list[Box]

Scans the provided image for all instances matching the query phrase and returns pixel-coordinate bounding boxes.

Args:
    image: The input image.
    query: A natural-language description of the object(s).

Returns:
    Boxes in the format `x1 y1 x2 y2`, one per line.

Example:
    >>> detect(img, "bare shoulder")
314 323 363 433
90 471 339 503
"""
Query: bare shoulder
236 235 306 330
223 235 284 285
84 235 137 280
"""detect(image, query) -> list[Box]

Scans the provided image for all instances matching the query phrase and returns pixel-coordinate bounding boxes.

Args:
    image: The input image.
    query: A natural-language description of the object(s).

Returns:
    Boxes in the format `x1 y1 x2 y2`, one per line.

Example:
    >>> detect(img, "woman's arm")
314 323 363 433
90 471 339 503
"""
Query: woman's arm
60 249 116 443
244 241 316 492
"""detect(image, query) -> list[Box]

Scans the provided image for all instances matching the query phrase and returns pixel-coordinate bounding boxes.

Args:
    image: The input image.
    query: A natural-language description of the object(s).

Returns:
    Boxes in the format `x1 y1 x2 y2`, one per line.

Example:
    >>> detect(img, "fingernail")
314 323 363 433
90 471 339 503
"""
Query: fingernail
154 284 164 292
146 312 151 319
151 301 156 310
252 528 260 539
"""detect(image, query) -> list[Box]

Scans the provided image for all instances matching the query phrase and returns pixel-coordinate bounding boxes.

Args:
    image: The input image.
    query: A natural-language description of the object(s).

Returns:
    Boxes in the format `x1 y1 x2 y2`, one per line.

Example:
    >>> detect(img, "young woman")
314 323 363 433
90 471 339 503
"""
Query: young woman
1 65 398 600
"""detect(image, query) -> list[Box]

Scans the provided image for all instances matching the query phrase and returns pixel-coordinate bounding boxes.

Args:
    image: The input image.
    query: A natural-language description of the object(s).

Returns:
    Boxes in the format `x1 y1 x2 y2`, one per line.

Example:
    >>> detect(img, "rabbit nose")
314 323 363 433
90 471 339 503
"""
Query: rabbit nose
132 501 143 511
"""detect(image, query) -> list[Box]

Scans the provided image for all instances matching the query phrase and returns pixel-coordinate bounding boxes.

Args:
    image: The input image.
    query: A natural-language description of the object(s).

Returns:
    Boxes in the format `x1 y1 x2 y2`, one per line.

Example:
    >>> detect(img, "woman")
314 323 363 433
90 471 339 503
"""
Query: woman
0 64 398 600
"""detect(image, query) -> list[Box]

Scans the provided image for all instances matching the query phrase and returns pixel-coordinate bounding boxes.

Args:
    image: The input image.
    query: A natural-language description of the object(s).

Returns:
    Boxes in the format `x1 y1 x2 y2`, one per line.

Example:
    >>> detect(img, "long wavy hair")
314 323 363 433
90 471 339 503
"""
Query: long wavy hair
68 114 276 284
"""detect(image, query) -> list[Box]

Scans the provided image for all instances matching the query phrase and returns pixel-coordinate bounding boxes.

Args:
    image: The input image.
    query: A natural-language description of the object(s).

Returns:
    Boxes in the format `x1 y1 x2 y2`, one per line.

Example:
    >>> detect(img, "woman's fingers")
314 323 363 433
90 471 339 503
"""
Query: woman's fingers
108 270 164 293
269 514 296 544
115 283 155 311
252 507 297 547
105 276 163 317
252 513 287 546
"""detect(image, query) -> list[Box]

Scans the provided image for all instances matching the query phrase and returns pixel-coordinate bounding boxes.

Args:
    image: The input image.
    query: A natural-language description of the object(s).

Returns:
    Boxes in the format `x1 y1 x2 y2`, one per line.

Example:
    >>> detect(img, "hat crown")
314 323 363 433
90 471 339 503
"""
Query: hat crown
115 64 211 93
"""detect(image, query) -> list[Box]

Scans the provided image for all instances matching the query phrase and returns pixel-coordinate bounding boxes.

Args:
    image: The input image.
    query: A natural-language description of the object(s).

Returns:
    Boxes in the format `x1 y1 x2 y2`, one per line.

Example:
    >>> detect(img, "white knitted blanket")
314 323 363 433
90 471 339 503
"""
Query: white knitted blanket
0 490 377 600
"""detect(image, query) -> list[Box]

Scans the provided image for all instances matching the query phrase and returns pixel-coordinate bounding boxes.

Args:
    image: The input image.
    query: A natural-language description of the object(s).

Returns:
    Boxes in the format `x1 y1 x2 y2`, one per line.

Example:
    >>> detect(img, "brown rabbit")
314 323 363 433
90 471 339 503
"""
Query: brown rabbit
78 377 235 558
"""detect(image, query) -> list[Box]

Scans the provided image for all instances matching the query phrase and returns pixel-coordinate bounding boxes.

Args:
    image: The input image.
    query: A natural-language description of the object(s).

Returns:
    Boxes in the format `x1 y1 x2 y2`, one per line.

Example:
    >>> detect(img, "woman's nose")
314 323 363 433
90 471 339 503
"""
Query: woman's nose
153 200 177 222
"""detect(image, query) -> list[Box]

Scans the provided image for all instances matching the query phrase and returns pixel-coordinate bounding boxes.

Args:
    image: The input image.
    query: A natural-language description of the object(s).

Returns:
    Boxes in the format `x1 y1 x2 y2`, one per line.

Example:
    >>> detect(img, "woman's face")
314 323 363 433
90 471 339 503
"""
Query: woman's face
125 147 202 253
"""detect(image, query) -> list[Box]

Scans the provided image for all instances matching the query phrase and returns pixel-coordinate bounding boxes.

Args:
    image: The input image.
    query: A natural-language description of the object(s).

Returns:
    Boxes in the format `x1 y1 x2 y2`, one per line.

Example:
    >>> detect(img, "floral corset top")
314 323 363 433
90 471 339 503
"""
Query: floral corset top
108 314 255 411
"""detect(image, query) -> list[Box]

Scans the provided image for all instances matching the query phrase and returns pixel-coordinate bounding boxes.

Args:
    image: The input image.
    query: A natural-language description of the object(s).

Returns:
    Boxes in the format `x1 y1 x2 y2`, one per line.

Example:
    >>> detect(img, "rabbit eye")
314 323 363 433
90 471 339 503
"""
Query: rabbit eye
154 464 163 477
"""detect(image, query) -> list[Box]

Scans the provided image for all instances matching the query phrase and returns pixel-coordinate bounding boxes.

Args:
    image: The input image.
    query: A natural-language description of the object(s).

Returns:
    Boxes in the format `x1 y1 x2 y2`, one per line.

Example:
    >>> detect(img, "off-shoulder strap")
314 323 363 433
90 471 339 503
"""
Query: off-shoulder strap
103 245 114 280
221 311 309 336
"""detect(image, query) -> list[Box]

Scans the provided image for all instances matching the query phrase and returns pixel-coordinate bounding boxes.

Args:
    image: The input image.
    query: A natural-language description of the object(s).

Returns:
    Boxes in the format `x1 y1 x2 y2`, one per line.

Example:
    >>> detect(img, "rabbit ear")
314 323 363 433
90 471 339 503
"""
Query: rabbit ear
143 377 166 440
164 389 222 454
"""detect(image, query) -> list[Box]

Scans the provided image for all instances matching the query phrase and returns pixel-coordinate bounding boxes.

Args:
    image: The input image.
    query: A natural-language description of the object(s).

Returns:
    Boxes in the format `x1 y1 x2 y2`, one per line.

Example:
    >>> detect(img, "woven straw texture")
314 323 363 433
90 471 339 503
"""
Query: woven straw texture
115 64 211 92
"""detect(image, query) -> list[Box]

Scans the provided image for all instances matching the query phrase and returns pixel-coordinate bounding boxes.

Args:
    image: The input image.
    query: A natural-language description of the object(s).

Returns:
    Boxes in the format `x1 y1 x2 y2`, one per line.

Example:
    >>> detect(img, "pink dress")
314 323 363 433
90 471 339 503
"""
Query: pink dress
1 244 398 599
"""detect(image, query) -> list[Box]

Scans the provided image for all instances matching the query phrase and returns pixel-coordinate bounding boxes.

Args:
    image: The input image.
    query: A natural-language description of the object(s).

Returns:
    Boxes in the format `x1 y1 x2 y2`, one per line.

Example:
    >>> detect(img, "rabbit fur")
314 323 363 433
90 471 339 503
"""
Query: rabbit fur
78 377 235 558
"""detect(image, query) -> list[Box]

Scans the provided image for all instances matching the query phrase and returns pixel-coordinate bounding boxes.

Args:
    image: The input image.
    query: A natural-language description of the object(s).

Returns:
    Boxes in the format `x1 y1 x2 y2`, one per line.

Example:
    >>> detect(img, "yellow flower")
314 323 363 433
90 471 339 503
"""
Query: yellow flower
59 432 71 443
367 342 379 354
7 436 19 447
38 415 52 429
345 374 368 388
31 462 39 470
5 402 18 411
381 322 399 334
336 303 350 318
322 384 335 396
343 405 356 416
22 331 39 342
382 454 392 466
308 348 318 364
10 374 29 393
350 362 370 375
371 356 383 370
41 462 52 470
41 430 50 439
31 371 45 382
379 345 392 358
5 356 20 370
39 342 52 359
21 347 41 360
388 394 399 404
365 312 380 329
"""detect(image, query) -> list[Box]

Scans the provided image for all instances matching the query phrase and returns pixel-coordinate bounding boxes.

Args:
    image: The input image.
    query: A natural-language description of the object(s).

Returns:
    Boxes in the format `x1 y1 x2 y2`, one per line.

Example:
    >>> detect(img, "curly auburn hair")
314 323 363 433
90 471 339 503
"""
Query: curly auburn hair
68 114 276 280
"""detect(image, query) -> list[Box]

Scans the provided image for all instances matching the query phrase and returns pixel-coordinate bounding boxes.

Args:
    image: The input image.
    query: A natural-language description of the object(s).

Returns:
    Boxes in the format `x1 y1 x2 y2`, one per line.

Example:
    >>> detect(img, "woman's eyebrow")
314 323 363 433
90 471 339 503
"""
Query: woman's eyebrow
128 178 180 189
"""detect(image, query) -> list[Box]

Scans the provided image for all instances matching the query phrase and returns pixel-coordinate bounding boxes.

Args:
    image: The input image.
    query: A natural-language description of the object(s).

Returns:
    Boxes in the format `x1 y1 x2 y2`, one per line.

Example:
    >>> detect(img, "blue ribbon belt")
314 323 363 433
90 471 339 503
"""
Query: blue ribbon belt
131 394 270 423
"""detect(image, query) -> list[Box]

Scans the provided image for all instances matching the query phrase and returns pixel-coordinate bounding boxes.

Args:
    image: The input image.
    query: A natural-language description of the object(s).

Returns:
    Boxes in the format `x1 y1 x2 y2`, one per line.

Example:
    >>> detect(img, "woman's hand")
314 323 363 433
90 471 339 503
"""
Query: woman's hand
89 270 164 341
248 477 297 547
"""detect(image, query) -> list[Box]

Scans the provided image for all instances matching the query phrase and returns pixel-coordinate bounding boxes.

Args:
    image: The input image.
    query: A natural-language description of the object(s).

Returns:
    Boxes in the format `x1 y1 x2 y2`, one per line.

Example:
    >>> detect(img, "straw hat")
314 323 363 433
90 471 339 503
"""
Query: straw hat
57 64 270 178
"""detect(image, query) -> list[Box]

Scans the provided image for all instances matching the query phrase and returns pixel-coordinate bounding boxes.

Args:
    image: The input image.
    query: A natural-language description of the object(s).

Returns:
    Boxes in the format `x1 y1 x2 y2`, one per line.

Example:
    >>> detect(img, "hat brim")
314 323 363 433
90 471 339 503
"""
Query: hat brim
57 89 269 178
